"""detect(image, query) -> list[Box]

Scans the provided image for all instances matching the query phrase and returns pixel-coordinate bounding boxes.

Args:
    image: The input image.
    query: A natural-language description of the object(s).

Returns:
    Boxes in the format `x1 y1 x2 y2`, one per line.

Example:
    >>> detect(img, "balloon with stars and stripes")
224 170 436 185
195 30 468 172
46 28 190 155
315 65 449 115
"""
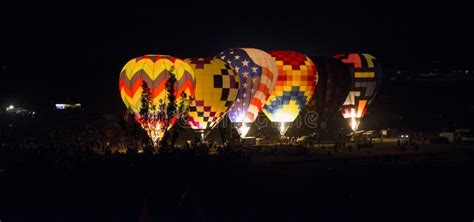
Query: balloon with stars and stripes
215 48 277 136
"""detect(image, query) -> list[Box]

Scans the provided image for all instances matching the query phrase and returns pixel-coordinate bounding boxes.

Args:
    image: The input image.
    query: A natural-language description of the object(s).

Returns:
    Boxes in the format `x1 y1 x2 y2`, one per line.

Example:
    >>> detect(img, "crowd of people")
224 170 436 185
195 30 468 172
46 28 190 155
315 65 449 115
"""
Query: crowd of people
397 137 420 152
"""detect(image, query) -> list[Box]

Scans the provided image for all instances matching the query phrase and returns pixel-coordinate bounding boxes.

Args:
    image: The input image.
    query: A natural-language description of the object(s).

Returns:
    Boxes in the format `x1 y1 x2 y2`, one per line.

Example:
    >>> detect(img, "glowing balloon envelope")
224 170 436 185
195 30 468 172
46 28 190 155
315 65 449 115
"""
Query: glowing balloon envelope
334 53 382 131
216 48 278 137
262 50 318 135
119 55 195 144
184 58 240 138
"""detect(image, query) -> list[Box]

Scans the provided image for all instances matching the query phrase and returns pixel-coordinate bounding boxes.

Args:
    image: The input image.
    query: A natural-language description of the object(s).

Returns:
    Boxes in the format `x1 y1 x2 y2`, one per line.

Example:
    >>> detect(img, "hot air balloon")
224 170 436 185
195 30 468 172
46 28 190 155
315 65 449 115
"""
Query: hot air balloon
334 53 382 131
119 55 195 145
306 56 352 130
262 50 318 135
216 48 278 137
184 58 240 139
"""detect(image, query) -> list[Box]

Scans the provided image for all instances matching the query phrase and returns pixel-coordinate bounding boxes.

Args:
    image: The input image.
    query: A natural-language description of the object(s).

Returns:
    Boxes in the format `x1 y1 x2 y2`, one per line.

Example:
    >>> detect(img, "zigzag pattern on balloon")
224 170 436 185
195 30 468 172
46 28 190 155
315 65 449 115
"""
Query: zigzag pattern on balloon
119 55 195 114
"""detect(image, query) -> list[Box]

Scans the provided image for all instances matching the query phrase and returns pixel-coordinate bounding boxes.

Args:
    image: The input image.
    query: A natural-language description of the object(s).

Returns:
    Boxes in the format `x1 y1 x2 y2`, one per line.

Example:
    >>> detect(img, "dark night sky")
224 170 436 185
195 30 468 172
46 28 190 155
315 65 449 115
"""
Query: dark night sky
1 1 473 113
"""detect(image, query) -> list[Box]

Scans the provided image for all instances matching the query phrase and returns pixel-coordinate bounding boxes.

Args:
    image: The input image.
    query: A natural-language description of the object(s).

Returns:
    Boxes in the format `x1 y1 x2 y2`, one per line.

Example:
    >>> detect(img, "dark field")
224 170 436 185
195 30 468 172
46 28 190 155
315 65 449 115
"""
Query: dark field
1 144 473 222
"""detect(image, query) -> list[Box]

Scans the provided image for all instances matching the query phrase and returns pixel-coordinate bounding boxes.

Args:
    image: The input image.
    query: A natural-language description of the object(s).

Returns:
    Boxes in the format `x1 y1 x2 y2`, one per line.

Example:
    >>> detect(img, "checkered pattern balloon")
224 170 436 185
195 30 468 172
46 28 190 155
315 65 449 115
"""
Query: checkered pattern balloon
185 58 240 130
216 48 277 123
262 50 318 123
334 53 382 130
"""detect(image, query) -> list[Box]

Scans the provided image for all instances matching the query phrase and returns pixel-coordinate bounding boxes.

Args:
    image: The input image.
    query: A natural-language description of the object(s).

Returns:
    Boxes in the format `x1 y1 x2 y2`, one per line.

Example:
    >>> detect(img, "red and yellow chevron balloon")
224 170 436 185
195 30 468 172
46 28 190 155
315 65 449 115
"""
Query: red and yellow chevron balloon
262 50 318 135
118 55 195 143
185 58 240 133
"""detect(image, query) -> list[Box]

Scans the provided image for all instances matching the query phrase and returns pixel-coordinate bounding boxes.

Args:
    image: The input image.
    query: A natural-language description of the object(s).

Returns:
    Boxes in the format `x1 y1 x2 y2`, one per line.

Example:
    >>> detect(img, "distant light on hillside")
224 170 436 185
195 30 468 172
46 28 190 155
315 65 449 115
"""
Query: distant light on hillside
55 103 81 110
6 105 14 112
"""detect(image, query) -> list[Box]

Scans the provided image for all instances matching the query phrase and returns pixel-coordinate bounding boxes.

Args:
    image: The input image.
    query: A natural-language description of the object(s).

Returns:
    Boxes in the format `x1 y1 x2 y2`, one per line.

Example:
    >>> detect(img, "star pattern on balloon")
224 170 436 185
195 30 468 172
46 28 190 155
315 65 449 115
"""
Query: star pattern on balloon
219 49 269 122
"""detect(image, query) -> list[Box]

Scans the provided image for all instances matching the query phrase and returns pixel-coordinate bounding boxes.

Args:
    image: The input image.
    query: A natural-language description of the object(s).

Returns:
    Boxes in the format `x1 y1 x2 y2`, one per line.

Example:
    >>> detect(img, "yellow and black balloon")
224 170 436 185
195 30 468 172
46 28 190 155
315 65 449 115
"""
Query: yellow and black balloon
184 58 240 137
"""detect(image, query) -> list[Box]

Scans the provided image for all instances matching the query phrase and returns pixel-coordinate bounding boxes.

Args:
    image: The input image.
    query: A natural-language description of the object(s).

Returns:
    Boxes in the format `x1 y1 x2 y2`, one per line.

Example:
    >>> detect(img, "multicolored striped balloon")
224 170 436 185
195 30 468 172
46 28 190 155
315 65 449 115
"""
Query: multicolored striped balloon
262 50 318 135
185 58 240 132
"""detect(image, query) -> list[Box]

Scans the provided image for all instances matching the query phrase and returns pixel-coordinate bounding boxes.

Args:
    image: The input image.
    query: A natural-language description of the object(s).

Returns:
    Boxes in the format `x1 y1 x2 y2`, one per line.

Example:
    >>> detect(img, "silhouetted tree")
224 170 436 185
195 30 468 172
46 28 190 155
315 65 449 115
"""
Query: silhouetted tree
160 67 177 148
139 81 152 121
138 81 157 146
135 66 192 149
166 67 177 122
